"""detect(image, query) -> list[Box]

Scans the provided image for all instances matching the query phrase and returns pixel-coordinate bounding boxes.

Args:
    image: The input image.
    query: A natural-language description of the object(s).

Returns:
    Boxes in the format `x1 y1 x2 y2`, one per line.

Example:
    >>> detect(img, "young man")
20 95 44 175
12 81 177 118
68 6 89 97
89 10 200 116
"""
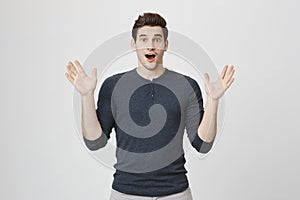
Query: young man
65 13 235 200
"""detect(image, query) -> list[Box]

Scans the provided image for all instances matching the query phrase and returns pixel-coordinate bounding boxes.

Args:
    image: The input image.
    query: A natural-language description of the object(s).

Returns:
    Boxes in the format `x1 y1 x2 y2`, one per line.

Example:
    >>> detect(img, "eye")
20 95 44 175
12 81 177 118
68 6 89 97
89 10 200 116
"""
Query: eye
141 38 147 42
154 38 161 42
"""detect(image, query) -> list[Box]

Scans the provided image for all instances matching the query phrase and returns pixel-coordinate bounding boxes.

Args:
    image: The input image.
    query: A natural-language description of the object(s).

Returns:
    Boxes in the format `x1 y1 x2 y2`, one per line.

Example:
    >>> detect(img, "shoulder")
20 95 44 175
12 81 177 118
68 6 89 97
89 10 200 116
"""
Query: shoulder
98 70 133 96
183 75 199 89
101 69 133 87
103 71 126 83
167 69 200 91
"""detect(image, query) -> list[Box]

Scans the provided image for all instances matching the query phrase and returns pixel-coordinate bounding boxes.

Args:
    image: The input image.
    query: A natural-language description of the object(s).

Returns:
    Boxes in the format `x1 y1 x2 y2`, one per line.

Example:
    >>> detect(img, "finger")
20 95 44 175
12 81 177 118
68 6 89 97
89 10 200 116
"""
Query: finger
74 60 84 72
70 71 77 78
66 65 77 78
92 68 97 78
65 73 74 84
225 77 235 90
224 65 234 80
67 62 78 75
225 68 235 84
224 66 233 82
221 65 228 79
204 73 210 83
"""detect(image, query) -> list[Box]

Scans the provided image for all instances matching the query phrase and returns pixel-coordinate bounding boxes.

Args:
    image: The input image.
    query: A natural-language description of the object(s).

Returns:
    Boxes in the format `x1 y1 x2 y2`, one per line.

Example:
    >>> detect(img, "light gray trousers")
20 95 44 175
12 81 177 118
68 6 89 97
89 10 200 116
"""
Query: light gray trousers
109 187 193 200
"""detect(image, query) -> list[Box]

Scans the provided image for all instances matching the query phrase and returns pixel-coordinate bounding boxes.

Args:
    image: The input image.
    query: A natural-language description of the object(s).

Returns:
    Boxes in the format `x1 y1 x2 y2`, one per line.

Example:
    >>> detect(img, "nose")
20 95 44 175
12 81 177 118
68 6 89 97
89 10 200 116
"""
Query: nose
146 40 155 50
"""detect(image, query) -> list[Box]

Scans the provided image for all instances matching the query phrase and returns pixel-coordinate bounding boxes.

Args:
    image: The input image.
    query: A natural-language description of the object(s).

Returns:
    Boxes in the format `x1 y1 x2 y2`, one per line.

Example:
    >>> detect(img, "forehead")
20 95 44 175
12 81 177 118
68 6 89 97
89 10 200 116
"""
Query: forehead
136 26 164 37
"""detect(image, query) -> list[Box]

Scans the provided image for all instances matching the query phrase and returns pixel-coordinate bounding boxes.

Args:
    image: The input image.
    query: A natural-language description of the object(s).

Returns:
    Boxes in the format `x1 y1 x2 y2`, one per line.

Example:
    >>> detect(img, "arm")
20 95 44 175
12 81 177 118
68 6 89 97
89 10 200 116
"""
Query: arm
197 96 218 142
81 92 102 140
198 65 235 142
65 60 107 149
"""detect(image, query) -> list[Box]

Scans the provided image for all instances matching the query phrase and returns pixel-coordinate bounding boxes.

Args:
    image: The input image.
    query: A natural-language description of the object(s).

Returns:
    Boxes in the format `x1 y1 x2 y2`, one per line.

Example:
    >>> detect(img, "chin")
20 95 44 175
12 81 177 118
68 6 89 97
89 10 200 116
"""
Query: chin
144 64 156 70
143 63 160 71
141 60 163 70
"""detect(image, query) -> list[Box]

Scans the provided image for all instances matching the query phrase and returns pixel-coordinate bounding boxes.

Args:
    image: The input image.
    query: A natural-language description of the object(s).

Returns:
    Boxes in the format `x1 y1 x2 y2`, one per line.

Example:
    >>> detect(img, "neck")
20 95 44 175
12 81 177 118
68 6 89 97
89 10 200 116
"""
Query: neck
136 64 166 81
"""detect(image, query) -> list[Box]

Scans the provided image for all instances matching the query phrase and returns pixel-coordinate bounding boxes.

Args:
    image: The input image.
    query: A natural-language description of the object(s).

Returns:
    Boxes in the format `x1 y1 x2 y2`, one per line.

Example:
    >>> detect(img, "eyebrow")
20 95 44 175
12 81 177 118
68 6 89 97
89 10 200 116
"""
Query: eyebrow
138 34 163 38
138 34 147 38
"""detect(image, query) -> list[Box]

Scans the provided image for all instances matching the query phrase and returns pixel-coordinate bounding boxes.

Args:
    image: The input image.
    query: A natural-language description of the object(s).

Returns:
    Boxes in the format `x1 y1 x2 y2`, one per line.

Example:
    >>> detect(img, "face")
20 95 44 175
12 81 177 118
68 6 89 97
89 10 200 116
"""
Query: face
131 26 168 70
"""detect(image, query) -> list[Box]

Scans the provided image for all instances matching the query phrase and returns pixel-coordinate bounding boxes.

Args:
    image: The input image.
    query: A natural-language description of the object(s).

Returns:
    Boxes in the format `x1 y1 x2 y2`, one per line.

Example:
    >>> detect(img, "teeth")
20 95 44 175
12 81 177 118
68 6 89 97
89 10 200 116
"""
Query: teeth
145 54 155 59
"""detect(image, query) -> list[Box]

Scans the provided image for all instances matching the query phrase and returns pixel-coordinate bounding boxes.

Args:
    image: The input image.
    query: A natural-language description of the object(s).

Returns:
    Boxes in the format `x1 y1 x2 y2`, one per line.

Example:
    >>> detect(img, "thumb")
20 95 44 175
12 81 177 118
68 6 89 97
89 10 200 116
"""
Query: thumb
204 73 210 83
92 68 97 78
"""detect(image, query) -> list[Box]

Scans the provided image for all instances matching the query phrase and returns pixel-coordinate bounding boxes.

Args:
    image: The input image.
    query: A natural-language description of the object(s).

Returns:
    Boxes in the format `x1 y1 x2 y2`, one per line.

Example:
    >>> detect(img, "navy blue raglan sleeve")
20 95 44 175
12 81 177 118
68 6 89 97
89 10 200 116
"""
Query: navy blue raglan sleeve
83 76 116 151
185 76 214 154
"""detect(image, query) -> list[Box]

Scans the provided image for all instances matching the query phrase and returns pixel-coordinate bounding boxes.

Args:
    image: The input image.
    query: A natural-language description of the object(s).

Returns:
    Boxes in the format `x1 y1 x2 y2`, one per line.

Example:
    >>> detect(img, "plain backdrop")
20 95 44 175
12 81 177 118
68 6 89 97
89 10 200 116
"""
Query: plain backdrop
1 0 299 199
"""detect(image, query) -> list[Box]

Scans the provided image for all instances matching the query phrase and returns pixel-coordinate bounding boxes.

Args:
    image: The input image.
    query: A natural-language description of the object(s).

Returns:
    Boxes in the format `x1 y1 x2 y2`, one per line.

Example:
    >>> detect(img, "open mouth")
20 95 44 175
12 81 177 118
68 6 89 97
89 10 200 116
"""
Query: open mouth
145 53 156 62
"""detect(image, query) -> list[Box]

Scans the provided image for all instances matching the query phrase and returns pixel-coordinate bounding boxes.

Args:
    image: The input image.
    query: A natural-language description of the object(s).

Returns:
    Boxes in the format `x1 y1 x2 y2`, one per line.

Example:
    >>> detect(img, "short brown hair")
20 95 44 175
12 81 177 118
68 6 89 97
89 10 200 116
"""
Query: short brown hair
132 12 168 42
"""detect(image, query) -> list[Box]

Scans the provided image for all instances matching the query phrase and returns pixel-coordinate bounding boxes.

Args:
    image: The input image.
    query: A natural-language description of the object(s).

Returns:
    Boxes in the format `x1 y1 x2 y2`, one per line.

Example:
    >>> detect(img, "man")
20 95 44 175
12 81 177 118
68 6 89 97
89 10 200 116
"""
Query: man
65 13 235 200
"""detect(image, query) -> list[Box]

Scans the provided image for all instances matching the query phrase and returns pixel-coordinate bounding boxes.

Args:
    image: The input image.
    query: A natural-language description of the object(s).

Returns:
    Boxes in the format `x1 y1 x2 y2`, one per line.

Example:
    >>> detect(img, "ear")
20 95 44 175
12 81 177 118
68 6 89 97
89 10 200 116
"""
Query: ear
131 39 136 51
164 39 168 51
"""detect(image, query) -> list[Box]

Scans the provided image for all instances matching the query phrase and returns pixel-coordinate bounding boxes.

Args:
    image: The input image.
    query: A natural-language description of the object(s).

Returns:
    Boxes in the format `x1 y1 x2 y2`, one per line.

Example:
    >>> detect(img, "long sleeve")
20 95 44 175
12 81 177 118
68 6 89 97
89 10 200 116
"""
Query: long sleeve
83 76 116 151
184 76 214 154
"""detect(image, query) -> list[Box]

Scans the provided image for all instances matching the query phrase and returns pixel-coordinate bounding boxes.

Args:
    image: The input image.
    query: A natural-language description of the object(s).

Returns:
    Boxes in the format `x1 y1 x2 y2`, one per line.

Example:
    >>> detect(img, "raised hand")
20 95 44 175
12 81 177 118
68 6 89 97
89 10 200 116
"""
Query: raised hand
65 60 98 96
204 65 235 100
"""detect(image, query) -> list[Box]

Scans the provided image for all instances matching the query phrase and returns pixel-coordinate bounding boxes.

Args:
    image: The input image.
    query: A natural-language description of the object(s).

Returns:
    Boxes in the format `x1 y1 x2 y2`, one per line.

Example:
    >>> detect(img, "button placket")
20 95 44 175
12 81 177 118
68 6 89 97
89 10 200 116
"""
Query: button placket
151 83 154 99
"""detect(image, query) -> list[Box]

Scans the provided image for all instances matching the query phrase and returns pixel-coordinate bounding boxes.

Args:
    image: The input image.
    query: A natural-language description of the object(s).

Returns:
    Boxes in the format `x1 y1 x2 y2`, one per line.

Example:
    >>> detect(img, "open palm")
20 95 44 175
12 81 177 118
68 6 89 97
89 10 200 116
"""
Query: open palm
65 60 98 96
204 65 235 100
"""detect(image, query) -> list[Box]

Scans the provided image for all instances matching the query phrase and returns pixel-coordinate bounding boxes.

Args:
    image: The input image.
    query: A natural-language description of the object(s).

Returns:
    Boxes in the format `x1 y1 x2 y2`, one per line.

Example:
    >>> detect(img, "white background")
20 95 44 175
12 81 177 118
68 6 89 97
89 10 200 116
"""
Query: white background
1 0 299 199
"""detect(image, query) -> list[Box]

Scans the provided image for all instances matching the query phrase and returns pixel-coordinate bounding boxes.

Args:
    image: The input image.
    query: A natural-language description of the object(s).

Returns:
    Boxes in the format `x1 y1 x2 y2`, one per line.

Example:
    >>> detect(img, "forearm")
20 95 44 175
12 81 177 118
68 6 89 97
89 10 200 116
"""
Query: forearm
81 91 103 140
198 96 219 142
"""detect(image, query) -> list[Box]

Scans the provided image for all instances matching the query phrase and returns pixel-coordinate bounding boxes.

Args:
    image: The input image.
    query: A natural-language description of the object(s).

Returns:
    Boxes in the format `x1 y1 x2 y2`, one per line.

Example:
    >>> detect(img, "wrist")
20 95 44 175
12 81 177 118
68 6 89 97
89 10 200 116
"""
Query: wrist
81 90 95 99
207 95 219 103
